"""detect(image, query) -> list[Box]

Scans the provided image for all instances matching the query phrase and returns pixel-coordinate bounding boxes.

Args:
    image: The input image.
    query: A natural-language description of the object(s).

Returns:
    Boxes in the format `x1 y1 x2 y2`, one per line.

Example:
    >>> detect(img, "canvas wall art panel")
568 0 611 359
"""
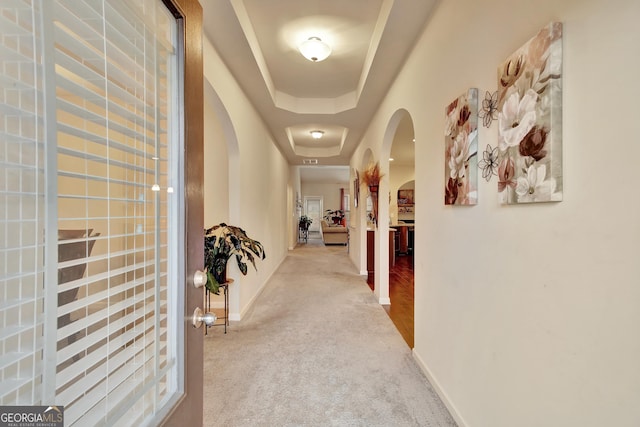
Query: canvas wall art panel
444 88 478 205
397 189 414 207
497 22 563 204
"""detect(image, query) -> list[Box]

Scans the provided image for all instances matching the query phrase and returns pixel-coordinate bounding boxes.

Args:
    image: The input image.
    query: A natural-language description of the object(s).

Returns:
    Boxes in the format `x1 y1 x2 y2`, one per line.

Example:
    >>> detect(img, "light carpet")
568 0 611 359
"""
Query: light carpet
203 235 457 426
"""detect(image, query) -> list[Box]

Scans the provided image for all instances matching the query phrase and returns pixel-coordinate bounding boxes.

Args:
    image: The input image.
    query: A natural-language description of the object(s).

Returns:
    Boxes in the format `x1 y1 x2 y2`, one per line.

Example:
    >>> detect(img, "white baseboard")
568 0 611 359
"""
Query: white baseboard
359 269 368 276
234 254 287 321
412 349 468 427
378 297 391 305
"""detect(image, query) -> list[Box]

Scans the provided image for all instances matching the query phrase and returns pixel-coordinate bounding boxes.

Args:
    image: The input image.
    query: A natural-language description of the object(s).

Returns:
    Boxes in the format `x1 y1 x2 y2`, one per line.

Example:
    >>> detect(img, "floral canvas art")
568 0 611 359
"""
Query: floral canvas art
397 189 414 207
497 22 563 204
445 88 478 205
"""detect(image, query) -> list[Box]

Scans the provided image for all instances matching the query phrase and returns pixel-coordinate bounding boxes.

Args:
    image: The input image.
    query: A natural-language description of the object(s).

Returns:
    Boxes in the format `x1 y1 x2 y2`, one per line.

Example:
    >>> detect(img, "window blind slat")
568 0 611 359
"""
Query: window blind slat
57 311 160 396
67 342 172 425
55 74 105 107
57 280 167 341
106 0 175 54
56 49 159 127
0 378 32 399
59 98 150 142
57 308 162 378
58 170 149 188
56 0 103 31
57 123 149 157
56 59 161 122
0 10 31 35
58 147 158 175
60 339 154 423
52 24 103 69
0 101 37 117
57 258 162 296
0 43 32 62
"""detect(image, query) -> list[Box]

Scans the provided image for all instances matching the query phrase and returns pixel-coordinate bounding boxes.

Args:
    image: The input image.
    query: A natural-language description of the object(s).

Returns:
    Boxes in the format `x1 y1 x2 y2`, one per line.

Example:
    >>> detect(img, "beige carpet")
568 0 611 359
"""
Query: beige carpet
203 235 457 426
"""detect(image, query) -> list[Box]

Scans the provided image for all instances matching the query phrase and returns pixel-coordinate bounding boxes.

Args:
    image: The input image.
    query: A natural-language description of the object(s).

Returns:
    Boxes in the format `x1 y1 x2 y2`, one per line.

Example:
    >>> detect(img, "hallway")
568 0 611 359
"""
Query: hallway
202 237 455 426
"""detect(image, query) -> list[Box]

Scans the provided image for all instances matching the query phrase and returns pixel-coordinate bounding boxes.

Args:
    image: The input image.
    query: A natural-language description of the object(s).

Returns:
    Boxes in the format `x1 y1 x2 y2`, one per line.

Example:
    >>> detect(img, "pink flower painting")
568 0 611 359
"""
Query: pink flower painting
444 89 478 205
497 22 563 204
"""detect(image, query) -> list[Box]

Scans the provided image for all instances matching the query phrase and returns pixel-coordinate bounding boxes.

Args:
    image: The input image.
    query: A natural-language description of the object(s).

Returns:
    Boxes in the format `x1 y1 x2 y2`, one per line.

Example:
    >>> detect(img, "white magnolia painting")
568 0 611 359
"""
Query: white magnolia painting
445 88 478 205
497 22 563 204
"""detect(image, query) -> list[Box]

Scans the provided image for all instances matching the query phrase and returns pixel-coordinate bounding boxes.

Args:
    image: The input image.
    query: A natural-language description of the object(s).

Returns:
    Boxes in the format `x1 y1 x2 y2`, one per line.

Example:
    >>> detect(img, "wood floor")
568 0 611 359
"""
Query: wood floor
367 254 414 348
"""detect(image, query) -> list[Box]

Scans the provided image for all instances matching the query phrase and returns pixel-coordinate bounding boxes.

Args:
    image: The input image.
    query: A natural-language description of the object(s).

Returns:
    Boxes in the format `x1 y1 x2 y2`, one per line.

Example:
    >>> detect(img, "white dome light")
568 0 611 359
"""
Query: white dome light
310 130 324 139
299 37 331 62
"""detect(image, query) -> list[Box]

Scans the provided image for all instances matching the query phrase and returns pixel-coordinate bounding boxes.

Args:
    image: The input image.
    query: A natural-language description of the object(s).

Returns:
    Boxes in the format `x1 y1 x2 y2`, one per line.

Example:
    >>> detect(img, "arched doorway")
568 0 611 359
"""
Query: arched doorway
385 111 415 347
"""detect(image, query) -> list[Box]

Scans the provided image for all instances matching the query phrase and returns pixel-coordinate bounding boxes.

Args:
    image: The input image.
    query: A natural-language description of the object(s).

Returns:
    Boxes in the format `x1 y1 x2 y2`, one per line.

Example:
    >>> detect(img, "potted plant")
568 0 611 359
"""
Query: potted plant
324 209 345 225
362 162 384 225
204 223 266 294
299 215 313 231
362 161 383 193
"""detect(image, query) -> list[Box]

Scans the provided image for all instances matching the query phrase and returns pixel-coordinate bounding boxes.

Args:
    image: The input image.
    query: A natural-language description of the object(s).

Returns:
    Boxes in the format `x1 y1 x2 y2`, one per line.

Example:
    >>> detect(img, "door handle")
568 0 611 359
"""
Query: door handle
193 269 207 288
192 307 216 328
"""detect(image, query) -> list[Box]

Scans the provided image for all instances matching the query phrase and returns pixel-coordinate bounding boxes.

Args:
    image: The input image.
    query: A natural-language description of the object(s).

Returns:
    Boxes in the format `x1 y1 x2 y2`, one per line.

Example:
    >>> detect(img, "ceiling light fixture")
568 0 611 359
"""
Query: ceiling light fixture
310 130 324 139
299 37 331 62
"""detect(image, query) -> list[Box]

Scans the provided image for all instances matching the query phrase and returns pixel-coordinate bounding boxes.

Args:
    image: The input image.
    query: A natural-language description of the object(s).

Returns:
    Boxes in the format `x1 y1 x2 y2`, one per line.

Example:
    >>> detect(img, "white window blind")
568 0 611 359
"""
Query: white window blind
0 0 46 406
1 0 181 425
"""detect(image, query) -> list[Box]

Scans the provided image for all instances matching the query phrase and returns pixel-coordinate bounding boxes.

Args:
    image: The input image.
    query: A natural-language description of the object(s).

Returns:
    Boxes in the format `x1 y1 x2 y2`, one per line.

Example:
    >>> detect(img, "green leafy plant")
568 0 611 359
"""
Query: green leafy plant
204 223 266 294
299 215 313 230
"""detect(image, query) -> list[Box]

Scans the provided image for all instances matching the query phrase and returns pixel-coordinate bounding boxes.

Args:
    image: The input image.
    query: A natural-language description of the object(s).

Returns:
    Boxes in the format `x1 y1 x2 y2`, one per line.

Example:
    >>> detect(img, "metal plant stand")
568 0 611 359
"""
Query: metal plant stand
205 278 233 334
298 223 309 243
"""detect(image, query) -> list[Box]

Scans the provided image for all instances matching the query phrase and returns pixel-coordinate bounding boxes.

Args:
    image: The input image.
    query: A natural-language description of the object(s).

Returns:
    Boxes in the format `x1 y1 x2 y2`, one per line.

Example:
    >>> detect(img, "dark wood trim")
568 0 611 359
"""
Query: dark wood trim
161 0 204 424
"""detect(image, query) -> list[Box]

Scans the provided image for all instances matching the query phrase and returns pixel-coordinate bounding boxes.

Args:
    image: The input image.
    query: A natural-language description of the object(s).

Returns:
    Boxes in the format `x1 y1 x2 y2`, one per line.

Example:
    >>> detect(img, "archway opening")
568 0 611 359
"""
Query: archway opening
386 112 415 348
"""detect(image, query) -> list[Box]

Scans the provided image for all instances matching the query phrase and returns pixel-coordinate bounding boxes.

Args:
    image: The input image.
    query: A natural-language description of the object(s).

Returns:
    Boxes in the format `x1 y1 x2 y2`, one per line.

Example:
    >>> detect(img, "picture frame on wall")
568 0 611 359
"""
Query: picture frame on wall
444 88 479 205
397 189 414 207
496 22 563 204
353 169 360 208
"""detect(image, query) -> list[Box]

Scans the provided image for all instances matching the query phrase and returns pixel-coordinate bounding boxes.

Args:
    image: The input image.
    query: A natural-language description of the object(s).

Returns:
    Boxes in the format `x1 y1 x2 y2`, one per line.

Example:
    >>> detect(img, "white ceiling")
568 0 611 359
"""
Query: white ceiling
200 0 432 179
299 165 350 185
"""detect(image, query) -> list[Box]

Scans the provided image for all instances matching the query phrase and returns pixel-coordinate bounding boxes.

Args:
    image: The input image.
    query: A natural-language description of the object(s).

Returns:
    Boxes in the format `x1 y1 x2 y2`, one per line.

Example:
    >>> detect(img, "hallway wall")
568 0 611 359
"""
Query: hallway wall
203 37 290 319
300 182 346 215
351 0 640 426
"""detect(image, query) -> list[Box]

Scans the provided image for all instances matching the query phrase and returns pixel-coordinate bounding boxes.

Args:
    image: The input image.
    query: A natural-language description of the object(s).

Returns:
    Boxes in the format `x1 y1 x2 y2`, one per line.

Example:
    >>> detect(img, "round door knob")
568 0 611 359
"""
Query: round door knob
193 270 207 288
192 307 217 328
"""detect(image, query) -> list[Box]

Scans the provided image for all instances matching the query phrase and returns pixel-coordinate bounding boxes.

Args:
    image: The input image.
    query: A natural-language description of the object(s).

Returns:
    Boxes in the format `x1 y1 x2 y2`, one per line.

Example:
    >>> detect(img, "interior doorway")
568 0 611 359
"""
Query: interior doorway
304 196 323 232
387 112 415 348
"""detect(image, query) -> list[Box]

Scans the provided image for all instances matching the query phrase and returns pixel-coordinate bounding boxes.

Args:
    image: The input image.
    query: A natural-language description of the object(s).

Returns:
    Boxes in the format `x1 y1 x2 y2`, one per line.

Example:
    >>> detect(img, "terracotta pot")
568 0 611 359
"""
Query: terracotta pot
370 191 379 227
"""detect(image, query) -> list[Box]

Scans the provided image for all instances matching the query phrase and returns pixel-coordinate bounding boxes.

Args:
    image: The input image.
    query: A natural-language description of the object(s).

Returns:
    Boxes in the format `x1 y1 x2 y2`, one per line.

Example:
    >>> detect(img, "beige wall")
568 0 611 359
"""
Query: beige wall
351 0 640 425
300 182 347 217
203 37 290 320
203 93 229 226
